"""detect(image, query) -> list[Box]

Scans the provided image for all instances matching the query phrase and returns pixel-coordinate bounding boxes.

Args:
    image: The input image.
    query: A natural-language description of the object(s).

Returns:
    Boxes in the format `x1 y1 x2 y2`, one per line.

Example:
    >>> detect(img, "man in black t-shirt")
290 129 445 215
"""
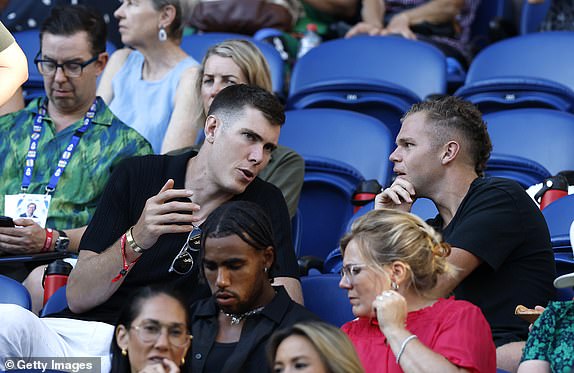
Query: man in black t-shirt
375 96 556 372
0 85 301 370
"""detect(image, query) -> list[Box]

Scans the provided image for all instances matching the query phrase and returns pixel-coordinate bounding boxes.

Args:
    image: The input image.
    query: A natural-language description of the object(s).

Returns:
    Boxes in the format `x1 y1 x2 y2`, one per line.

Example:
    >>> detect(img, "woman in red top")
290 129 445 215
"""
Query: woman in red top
339 209 496 373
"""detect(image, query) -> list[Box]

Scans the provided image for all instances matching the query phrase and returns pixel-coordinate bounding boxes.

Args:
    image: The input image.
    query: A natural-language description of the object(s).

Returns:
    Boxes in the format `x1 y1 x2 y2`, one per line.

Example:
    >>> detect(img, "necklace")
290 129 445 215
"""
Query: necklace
221 306 265 325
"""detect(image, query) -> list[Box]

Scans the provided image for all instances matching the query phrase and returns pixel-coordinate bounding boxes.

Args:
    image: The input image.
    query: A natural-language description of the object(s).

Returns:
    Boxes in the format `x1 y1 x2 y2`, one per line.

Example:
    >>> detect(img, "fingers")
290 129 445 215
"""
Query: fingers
375 179 416 210
345 22 382 38
162 358 180 373
159 179 175 194
0 222 45 254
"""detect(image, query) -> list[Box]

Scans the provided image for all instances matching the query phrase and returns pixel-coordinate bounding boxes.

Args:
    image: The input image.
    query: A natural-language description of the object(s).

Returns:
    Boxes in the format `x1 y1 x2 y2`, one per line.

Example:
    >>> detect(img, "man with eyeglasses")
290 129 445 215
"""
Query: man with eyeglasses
0 84 300 372
0 6 151 300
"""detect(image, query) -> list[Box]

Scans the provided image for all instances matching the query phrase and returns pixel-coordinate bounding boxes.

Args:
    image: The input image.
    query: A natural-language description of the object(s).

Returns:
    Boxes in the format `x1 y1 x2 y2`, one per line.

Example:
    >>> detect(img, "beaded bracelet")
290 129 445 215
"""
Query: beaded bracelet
396 334 418 364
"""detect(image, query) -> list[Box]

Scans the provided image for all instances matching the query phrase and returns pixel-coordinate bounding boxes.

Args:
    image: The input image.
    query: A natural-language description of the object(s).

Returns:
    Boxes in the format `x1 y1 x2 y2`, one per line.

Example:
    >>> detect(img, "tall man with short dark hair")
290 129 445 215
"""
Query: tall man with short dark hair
0 84 301 372
376 96 556 371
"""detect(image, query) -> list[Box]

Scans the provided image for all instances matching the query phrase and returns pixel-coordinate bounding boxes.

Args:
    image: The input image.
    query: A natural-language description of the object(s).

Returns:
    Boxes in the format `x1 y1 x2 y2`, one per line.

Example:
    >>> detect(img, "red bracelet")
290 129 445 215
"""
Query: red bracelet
112 234 141 282
42 228 53 252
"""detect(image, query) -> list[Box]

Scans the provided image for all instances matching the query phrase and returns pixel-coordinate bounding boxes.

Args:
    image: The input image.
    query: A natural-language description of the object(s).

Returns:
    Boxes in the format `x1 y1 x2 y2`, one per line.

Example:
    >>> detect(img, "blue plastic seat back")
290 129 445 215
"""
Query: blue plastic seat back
297 160 362 260
484 109 574 176
323 198 438 274
542 194 574 251
281 109 395 186
520 0 552 34
456 32 574 113
290 35 446 102
180 33 284 96
301 274 354 327
287 36 446 137
40 285 68 317
486 153 552 188
464 32 574 87
0 274 32 310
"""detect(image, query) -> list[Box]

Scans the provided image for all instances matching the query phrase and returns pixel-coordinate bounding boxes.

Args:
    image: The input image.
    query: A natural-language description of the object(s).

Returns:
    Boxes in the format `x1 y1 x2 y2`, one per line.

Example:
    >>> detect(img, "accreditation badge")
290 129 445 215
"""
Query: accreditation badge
4 193 51 228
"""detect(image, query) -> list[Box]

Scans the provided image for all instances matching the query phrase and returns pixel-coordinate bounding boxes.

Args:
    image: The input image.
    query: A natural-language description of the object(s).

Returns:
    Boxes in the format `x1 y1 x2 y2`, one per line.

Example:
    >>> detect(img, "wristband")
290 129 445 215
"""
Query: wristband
125 226 144 254
42 228 54 252
112 234 141 283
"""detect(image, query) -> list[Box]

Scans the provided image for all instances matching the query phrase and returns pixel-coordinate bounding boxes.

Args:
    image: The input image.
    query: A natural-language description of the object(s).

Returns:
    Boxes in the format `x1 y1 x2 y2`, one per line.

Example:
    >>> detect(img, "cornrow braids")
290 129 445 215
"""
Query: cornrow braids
200 201 277 277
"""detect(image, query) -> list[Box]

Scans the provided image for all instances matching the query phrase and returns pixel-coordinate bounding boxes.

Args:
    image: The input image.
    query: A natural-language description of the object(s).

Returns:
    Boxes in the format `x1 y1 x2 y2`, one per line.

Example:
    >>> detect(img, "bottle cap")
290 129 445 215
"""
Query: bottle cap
306 23 318 32
45 259 73 276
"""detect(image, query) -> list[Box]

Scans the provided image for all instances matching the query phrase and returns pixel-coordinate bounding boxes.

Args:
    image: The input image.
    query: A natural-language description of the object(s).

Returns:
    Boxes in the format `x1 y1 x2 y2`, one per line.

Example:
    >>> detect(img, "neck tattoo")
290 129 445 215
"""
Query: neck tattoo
221 306 265 326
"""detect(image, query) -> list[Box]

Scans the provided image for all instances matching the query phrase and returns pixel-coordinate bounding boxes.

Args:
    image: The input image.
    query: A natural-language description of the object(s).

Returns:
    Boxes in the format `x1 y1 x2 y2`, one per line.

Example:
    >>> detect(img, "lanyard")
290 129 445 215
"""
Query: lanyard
21 98 98 194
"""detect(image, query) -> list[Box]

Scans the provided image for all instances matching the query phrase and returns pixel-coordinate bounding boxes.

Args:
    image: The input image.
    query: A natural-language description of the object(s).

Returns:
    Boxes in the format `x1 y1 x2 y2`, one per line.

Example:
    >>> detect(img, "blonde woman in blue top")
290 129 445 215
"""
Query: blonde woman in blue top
97 0 199 154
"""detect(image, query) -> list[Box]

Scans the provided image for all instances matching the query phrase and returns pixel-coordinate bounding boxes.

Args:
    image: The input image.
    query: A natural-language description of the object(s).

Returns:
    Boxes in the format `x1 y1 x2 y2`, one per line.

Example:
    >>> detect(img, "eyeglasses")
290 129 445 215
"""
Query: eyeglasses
169 226 202 275
131 321 191 347
34 52 101 78
339 264 369 282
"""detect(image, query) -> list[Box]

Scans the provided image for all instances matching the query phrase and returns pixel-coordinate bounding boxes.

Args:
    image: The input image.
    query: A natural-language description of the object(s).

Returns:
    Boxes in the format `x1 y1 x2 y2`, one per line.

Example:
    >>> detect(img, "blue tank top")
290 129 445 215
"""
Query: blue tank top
109 50 198 153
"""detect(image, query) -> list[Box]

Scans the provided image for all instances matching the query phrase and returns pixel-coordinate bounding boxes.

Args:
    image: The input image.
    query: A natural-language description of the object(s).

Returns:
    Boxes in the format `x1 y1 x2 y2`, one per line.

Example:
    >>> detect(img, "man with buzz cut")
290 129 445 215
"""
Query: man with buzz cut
0 84 301 373
376 96 556 371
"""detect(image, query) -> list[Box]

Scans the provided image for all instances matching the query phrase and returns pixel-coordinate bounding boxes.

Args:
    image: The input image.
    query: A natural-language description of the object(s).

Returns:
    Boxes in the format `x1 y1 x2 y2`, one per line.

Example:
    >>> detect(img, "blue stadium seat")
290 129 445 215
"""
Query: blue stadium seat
0 274 32 310
280 109 395 259
542 194 574 251
456 32 574 114
40 285 68 317
301 274 354 327
287 35 446 138
323 198 438 274
179 33 285 97
13 29 117 103
520 0 552 34
485 153 552 188
484 109 574 178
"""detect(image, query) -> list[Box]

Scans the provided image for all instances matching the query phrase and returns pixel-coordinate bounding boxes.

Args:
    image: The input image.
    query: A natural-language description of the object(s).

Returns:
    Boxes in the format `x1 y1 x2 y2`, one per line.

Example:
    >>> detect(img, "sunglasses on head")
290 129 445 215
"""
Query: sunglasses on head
168 226 202 275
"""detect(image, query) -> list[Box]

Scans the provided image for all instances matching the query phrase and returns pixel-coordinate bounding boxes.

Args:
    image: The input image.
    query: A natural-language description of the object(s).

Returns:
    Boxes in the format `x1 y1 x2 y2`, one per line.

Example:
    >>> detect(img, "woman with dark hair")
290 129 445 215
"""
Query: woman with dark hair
111 286 192 373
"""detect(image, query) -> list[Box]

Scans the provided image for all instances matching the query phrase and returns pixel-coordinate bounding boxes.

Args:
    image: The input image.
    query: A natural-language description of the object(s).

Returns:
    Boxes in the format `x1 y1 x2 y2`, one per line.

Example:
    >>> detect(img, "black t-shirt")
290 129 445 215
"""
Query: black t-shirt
51 151 298 324
427 177 556 346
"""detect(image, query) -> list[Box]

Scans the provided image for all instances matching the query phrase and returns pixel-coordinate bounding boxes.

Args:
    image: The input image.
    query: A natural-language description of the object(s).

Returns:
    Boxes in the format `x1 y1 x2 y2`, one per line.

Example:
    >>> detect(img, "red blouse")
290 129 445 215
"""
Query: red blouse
341 297 496 373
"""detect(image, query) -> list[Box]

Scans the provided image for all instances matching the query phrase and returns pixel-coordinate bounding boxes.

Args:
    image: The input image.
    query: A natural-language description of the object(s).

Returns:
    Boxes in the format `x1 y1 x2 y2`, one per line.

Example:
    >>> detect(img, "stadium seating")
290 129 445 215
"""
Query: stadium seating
301 274 354 327
180 33 285 97
456 31 574 114
40 285 68 317
0 274 32 310
485 153 552 188
280 109 394 260
287 35 447 138
542 194 574 251
520 0 552 34
484 109 574 179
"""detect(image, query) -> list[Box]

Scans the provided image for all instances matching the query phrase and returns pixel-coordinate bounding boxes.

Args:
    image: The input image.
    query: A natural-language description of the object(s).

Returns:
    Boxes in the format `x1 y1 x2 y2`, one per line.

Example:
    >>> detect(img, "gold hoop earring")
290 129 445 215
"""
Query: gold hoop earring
121 348 127 356
181 357 185 365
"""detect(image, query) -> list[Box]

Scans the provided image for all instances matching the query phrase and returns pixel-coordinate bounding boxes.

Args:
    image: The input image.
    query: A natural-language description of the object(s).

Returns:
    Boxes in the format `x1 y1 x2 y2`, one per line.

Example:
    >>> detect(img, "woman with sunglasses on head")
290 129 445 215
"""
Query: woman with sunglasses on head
111 285 192 373
339 209 496 373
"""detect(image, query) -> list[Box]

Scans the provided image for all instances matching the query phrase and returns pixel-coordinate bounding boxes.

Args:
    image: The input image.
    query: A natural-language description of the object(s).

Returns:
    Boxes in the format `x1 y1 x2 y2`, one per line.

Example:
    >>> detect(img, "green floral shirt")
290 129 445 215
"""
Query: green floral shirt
0 97 153 229
521 300 574 372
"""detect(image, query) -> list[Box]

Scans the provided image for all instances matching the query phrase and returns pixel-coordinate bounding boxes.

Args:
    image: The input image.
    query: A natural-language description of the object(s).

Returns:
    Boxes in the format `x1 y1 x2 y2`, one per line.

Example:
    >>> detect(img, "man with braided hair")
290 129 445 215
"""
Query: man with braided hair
375 96 556 371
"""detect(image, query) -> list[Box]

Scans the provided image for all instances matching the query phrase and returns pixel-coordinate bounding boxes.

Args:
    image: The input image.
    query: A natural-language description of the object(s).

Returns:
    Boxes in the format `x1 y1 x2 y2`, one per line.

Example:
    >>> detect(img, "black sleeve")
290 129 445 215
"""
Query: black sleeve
79 156 147 252
238 178 299 280
444 184 538 270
